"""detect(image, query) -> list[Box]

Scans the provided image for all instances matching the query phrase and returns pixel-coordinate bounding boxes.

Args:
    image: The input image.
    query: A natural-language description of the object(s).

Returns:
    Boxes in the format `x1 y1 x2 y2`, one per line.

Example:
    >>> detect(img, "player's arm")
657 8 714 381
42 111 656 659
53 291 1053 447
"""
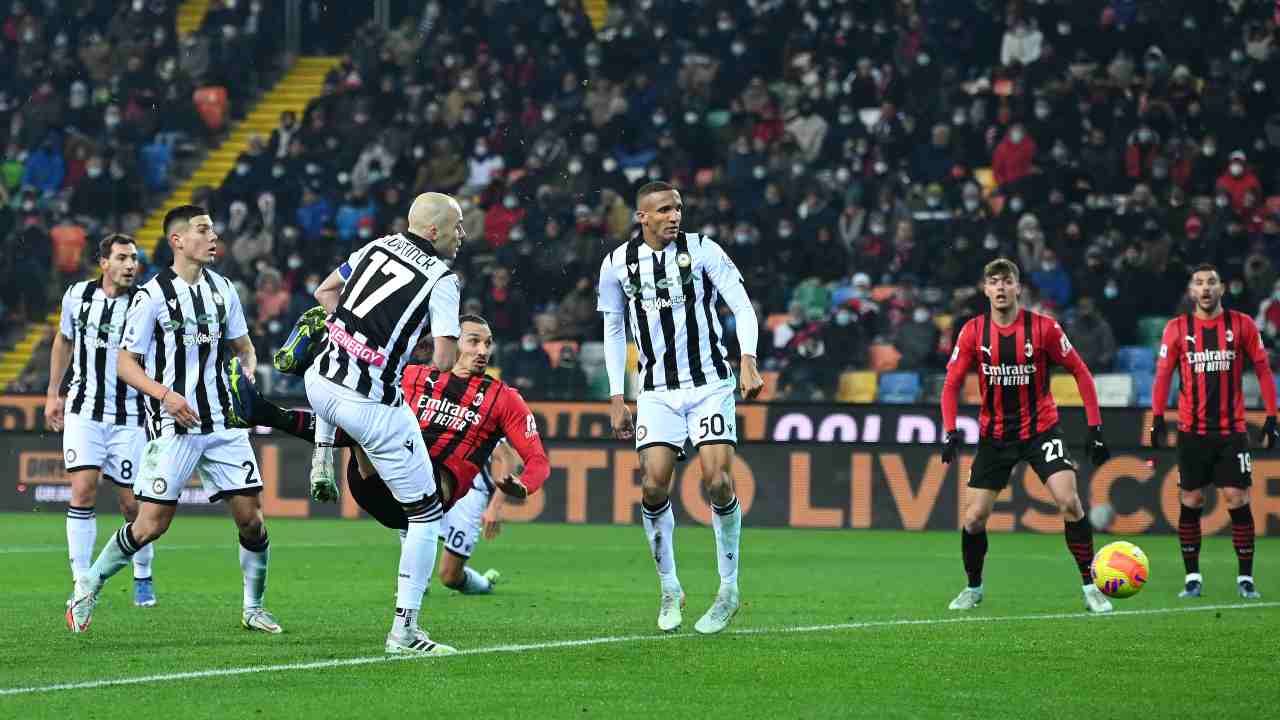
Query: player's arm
940 320 975 462
494 387 550 497
705 240 763 399
1046 319 1109 464
313 267 345 313
481 441 518 539
1150 318 1182 447
429 273 461 372
119 289 199 428
1240 315 1280 448
223 276 257 378
45 291 75 431
597 252 634 438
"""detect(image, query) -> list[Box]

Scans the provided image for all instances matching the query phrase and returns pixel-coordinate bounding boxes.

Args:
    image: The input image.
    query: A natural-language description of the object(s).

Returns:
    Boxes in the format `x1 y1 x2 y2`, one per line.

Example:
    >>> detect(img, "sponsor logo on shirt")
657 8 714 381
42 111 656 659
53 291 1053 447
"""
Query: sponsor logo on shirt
326 321 386 366
980 361 1036 386
1185 349 1235 373
417 394 482 431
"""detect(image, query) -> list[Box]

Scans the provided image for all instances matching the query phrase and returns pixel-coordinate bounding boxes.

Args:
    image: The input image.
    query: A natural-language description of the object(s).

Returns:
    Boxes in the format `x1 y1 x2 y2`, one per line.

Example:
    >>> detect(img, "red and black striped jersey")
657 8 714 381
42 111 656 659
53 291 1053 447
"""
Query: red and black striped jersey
401 364 549 502
943 309 1101 441
1152 310 1278 434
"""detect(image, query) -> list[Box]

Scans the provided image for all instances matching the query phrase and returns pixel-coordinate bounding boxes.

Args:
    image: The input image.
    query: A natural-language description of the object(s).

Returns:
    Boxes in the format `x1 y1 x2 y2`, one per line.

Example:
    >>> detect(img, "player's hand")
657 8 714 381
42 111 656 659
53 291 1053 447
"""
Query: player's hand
1261 416 1279 450
1150 415 1166 449
739 356 765 400
495 474 528 499
1087 425 1110 466
44 394 65 432
481 507 502 540
941 432 961 464
163 390 199 429
610 396 634 440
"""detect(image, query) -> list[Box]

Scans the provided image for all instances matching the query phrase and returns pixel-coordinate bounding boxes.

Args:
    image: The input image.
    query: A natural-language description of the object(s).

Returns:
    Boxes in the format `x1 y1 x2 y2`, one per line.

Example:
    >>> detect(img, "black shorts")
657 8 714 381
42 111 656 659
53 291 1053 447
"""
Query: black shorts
345 453 459 531
969 425 1077 491
1176 431 1252 490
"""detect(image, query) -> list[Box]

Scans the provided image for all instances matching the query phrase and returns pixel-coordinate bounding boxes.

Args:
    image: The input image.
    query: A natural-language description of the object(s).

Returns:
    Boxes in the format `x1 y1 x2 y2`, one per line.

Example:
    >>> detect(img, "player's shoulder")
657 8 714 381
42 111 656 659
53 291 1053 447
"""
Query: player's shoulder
1228 309 1258 327
601 240 632 269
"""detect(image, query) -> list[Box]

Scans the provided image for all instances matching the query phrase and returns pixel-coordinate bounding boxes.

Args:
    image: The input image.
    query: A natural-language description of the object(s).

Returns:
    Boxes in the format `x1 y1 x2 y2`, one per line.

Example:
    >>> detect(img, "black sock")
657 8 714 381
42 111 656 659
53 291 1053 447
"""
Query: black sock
1179 504 1203 575
1064 517 1094 585
1229 504 1255 578
961 528 987 588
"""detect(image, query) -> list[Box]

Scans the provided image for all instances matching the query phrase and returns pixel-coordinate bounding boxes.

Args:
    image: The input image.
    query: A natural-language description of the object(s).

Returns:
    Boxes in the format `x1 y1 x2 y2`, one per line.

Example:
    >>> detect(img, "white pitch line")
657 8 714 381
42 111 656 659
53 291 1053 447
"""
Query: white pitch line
0 542 364 555
2 601 1276 698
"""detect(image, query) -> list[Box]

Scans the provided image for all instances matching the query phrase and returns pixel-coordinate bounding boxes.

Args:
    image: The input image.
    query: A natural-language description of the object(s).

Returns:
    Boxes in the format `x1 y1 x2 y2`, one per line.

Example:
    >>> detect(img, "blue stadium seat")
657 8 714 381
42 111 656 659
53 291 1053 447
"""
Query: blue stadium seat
1133 373 1154 407
1114 346 1156 374
877 372 921 404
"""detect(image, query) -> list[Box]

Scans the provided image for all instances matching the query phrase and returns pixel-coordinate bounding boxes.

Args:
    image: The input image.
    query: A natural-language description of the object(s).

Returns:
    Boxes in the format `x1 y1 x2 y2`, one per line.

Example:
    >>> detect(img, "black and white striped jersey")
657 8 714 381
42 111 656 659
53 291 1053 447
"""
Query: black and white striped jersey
597 232 748 392
315 231 461 406
123 267 248 437
58 280 145 426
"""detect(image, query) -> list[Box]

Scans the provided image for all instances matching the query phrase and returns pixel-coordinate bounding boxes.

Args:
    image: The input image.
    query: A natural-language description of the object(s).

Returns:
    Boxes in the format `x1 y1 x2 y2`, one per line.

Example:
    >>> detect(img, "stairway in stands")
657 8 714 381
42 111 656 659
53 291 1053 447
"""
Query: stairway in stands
176 0 210 37
0 57 338 392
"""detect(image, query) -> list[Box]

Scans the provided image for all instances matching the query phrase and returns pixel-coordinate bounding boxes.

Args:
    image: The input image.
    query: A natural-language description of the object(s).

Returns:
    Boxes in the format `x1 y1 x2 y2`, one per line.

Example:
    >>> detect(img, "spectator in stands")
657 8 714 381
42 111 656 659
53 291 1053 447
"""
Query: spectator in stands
1065 296 1116 372
482 267 529 344
545 345 589 401
1256 278 1280 358
778 329 838 402
21 134 63 196
1216 150 1263 214
1028 248 1072 310
556 276 597 343
891 305 940 370
992 123 1037 188
504 332 553 399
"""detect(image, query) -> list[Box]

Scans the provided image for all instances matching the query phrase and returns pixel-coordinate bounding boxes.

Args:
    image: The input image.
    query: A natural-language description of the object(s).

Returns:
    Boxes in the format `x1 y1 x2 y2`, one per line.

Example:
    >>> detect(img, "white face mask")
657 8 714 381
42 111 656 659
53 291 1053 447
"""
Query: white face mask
778 227 793 239
603 158 618 172
912 308 929 324
1010 129 1025 143
984 236 999 251
964 198 979 212
1230 162 1244 177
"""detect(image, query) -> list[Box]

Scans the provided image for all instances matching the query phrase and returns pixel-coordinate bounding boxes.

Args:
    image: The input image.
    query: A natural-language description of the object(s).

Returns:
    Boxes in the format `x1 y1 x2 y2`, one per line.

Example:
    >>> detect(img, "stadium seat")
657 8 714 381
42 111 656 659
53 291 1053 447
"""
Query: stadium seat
193 86 229 132
1093 373 1134 407
587 369 611 400
758 370 779 401
766 313 789 332
1114 346 1156 374
837 371 877 403
921 373 947 403
868 343 901 371
543 341 579 368
1136 316 1167 348
579 341 605 369
932 313 954 335
1133 371 1177 407
877 372 922 403
974 167 996 194
1050 374 1084 406
1244 373 1262 409
870 285 899 303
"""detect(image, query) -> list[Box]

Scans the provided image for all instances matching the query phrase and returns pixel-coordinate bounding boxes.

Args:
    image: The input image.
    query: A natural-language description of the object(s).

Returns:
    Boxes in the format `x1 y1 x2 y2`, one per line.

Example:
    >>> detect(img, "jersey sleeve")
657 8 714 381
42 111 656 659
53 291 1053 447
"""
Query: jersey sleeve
428 273 461 338
596 252 625 314
495 386 550 494
222 276 249 340
703 238 745 290
58 285 76 340
1152 318 1182 416
122 288 158 356
704 239 759 356
1043 318 1101 426
940 319 976 433
1239 313 1278 415
337 242 376 281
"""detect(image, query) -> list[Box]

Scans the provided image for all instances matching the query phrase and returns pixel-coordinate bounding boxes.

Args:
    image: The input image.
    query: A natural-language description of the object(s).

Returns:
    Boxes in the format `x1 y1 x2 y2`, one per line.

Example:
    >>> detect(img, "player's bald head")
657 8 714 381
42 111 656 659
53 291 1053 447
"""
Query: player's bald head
407 192 466 258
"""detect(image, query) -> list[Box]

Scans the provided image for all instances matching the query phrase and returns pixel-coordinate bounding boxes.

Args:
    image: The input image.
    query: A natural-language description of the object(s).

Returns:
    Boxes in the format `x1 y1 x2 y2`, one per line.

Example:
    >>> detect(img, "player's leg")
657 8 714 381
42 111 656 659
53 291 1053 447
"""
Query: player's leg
1219 434 1259 599
635 388 687 630
438 487 497 594
106 426 155 606
1043 469 1111 612
62 414 106 587
950 439 1011 610
1175 431 1211 597
692 442 742 635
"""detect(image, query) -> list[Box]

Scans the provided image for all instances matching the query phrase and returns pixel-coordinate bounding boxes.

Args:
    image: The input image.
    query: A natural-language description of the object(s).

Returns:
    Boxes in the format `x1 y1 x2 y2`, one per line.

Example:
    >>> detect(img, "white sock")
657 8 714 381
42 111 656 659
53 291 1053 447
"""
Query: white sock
86 523 142 592
398 529 407 546
238 533 270 609
66 505 96 582
641 498 680 593
395 519 439 613
711 496 741 591
458 566 492 594
132 542 155 580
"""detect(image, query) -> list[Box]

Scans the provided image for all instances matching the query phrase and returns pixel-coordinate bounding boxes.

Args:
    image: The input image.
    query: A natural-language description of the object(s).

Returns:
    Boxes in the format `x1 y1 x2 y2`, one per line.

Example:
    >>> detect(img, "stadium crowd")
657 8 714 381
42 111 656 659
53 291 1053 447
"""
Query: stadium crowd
5 0 1280 401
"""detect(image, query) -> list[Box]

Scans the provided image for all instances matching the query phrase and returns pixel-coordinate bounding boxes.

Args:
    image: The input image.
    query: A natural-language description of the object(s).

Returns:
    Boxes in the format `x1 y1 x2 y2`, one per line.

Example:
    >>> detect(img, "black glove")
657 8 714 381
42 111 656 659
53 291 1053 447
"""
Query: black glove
1150 415 1166 449
1261 416 1279 451
1087 425 1110 466
941 432 962 464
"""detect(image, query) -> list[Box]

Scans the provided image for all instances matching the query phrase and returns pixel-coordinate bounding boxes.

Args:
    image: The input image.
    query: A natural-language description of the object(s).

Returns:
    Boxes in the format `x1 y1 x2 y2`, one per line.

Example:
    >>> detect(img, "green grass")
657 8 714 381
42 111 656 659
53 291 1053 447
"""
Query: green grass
0 513 1276 718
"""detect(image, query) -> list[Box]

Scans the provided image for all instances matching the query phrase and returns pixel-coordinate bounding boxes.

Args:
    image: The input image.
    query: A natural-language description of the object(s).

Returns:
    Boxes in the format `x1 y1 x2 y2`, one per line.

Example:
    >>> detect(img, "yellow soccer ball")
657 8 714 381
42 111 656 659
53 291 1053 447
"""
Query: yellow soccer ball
1091 541 1150 599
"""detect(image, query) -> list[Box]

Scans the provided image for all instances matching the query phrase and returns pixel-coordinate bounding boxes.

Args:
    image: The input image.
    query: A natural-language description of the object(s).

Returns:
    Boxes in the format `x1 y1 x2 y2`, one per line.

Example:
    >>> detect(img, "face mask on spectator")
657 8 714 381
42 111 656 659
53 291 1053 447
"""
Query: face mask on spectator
730 42 746 56
236 163 250 176
105 111 121 128
1009 197 1024 213
522 338 539 351
1202 143 1216 157
132 0 144 10
735 230 752 244
1152 163 1168 179
288 256 303 269
1230 162 1243 177
963 198 979 212
873 161 888 175
1034 104 1050 120
926 195 941 208
984 235 999 251
1010 129 1025 143
836 311 853 326
568 160 583 175
911 308 929 324
358 226 373 239
778 224 793 239
869 222 885 235
21 199 34 212
603 157 618 172
87 165 103 178
1216 195 1230 208
503 195 518 209
835 168 851 184
1041 259 1057 272
586 53 601 67
752 166 767 180
1137 129 1153 143
542 108 556 123
413 146 425 160
1104 283 1118 299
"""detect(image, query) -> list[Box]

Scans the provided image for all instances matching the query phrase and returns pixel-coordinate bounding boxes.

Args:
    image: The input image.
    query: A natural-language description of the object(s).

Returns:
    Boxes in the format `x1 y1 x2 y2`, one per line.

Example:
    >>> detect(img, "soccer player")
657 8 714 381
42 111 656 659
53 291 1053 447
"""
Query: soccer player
940 258 1114 613
597 181 764 634
67 206 279 634
304 192 463 655
227 313 549 594
47 234 156 607
1150 263 1278 599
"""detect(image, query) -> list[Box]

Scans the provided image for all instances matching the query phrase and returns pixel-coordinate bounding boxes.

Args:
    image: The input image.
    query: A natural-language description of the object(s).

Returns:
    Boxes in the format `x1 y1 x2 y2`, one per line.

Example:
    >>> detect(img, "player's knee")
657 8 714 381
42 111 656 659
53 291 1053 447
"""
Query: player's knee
235 513 266 542
704 470 733 502
1223 487 1249 509
1181 489 1205 508
963 507 990 533
439 564 465 589
117 492 139 521
69 473 97 506
132 513 171 543
1056 494 1084 519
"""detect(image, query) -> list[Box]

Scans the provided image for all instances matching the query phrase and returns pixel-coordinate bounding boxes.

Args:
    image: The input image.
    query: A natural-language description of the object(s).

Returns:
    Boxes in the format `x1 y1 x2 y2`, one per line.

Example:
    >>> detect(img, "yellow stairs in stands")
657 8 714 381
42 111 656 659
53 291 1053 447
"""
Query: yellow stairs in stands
584 0 608 30
0 311 59 391
136 56 340 260
177 0 211 38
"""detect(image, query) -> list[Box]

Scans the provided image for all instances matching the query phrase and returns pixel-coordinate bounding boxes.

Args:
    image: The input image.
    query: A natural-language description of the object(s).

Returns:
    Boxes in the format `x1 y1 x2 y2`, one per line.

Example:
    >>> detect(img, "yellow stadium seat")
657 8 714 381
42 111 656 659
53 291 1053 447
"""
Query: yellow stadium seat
933 313 953 334
974 167 996 195
837 371 878 403
1049 373 1083 406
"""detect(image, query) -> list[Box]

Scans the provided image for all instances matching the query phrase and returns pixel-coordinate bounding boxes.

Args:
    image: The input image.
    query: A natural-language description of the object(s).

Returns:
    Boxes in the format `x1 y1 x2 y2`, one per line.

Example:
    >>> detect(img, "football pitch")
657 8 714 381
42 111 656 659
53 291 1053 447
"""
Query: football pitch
1 513 1276 718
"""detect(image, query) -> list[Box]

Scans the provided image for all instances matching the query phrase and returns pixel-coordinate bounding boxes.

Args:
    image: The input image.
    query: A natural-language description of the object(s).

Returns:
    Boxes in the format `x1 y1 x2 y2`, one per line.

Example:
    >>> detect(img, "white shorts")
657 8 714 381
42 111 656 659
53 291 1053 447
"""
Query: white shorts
63 414 146 488
636 377 738 452
304 370 436 504
135 428 263 504
439 478 493 559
